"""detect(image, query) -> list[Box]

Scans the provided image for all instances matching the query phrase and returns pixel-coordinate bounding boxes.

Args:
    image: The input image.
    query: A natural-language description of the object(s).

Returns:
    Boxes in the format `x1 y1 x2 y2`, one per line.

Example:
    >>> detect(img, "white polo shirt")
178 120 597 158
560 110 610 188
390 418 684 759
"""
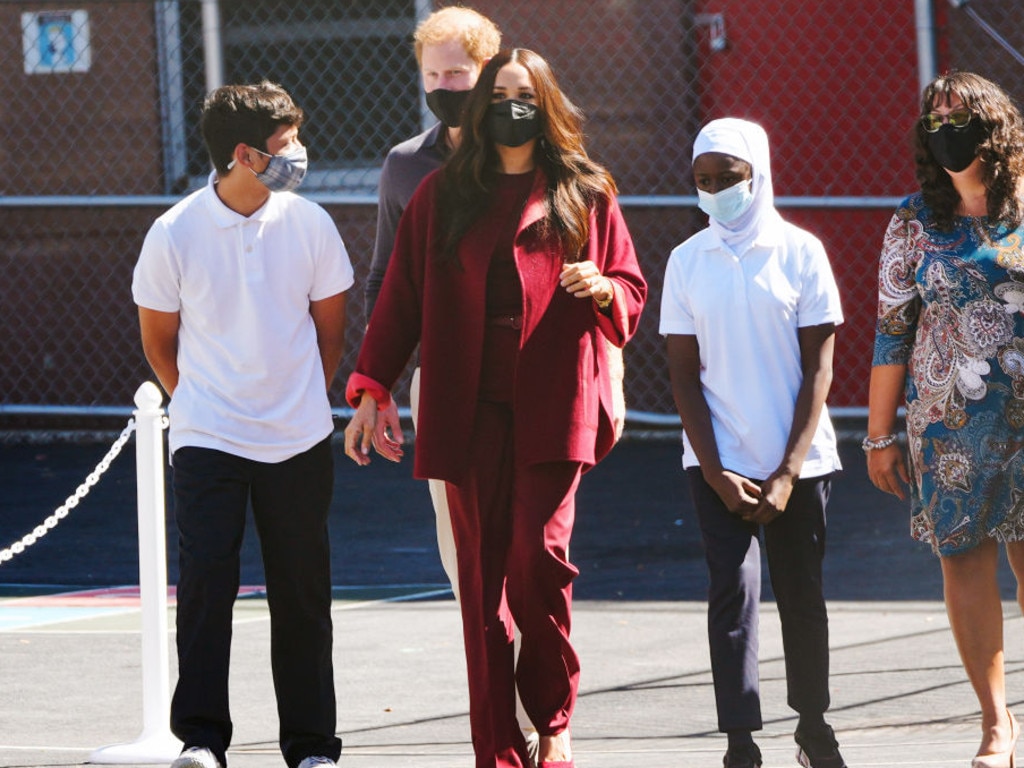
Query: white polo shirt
132 174 354 462
659 217 844 480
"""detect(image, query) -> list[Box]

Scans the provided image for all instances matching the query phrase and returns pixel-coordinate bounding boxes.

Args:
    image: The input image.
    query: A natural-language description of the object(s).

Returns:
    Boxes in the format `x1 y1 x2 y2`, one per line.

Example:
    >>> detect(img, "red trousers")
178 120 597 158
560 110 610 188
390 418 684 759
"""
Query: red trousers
445 395 583 768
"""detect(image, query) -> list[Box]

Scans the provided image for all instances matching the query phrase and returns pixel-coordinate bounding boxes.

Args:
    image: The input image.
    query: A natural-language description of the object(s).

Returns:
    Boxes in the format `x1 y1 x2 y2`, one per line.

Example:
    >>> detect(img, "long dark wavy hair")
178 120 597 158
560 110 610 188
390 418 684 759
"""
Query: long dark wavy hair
914 71 1024 233
436 48 617 264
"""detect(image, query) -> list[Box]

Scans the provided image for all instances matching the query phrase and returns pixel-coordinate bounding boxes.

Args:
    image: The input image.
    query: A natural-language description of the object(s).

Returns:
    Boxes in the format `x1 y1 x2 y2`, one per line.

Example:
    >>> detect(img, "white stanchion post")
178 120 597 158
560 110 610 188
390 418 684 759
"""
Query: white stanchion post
90 382 182 764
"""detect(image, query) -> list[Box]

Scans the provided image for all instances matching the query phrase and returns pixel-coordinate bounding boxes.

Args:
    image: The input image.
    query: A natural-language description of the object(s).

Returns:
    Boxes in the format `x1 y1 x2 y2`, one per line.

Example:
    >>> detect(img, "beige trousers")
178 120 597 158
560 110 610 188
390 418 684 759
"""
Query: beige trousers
410 367 461 601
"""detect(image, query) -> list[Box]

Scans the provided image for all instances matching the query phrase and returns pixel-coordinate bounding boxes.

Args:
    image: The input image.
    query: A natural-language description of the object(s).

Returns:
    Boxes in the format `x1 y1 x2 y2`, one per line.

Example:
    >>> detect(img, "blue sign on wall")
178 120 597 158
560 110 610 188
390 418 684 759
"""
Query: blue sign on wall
22 10 91 74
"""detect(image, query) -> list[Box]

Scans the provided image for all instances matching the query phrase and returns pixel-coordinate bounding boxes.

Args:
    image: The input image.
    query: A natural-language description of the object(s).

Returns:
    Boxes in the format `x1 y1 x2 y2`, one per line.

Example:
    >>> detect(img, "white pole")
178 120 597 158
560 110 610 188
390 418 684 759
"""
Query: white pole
90 382 181 763
914 0 938 95
201 0 224 94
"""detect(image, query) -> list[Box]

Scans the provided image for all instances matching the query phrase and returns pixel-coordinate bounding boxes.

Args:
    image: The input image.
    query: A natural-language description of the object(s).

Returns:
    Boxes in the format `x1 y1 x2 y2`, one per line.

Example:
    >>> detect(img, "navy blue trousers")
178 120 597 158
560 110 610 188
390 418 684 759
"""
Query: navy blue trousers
170 437 341 768
687 468 832 733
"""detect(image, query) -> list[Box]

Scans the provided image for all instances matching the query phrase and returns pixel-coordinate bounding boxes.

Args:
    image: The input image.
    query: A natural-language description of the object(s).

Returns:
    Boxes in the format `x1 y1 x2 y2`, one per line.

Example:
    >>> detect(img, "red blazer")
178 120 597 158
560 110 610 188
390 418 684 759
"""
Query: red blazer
348 169 647 484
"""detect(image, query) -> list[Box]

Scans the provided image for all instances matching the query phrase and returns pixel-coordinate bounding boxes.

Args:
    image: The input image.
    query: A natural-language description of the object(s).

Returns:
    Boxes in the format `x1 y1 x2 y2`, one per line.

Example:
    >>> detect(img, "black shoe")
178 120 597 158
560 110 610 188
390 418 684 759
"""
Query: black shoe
795 723 847 768
723 742 762 768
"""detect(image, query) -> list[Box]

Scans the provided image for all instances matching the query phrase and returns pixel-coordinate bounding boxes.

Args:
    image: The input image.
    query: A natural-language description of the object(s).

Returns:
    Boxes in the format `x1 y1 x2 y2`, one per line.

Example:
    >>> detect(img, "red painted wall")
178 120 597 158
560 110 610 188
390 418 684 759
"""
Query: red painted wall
693 0 923 406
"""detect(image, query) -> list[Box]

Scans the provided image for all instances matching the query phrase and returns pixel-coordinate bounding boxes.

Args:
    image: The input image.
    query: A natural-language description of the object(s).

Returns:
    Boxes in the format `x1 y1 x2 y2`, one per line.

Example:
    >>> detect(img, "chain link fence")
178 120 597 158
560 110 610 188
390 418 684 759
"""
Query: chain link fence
2 0 1022 420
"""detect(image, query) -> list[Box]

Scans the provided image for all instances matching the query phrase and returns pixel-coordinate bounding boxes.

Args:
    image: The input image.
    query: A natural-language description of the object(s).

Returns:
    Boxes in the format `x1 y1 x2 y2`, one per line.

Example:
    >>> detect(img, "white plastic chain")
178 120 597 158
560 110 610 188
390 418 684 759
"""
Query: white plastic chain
0 418 138 565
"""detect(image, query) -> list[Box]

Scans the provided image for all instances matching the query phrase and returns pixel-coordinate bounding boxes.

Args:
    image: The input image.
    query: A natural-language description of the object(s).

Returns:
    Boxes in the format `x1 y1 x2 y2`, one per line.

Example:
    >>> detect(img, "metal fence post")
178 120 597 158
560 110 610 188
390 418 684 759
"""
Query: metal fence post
90 382 181 763
201 0 224 93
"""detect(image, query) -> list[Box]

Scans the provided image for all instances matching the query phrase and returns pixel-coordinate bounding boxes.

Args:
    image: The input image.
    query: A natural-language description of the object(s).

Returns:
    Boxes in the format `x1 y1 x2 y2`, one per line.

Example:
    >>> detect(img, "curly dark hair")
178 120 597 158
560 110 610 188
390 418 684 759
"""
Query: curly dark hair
914 71 1024 233
435 48 616 264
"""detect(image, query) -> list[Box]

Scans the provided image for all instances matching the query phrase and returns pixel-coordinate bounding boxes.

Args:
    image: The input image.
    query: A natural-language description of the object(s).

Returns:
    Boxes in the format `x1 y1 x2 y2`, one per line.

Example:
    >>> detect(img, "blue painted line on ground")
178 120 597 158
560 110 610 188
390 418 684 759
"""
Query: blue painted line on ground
0 605 134 631
0 583 454 632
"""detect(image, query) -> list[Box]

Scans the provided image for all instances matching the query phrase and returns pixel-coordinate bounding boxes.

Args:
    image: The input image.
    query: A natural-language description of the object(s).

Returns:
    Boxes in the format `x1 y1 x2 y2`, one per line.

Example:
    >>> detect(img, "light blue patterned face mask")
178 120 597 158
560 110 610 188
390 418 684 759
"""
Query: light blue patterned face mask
697 179 753 223
229 144 308 192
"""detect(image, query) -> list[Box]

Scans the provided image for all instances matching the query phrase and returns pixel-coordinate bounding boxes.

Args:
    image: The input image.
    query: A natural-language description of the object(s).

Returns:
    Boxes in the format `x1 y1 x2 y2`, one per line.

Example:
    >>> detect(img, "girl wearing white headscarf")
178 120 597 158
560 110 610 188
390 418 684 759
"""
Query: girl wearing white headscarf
660 118 847 768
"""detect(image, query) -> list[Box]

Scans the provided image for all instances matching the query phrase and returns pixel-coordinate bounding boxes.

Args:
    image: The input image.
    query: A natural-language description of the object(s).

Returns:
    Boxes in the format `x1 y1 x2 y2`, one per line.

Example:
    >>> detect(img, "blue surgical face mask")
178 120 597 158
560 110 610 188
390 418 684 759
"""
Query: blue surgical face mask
229 144 309 192
696 179 754 223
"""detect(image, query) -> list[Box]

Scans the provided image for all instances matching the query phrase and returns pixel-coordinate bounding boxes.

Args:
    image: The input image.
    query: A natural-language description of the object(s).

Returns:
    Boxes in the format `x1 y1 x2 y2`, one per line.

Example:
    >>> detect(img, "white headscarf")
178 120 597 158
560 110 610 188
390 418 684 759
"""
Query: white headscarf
692 118 781 255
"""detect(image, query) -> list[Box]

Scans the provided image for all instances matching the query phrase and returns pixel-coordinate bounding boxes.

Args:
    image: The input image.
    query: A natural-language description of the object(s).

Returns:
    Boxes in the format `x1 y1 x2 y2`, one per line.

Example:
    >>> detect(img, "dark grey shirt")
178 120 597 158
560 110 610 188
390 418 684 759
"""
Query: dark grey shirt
365 122 448 322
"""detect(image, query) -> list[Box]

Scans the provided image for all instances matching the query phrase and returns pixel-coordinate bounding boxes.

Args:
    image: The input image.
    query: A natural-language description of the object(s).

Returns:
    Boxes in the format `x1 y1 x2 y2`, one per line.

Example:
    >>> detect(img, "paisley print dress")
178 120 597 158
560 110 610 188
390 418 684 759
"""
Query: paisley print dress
873 194 1024 555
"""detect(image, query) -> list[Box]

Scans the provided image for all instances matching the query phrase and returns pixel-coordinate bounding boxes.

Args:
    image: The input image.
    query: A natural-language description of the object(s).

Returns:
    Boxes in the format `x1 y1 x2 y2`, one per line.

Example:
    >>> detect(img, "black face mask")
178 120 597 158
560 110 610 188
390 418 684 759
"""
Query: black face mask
927 120 988 173
486 99 542 148
425 88 470 129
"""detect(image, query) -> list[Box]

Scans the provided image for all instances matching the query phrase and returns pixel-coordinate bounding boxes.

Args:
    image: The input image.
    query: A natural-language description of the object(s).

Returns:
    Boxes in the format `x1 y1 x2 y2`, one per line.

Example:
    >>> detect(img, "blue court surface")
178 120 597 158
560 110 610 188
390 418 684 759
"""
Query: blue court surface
0 438 971 601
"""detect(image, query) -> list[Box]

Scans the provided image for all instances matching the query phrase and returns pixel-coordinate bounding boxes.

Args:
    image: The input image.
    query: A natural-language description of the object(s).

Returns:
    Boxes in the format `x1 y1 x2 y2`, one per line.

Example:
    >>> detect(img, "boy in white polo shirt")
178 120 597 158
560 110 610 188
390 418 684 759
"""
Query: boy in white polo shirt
132 82 353 768
660 118 846 768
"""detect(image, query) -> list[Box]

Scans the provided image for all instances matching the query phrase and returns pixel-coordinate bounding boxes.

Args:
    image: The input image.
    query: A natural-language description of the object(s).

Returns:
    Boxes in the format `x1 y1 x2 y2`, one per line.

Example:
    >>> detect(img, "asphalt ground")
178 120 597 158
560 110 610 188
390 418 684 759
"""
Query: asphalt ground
2 428 1024 767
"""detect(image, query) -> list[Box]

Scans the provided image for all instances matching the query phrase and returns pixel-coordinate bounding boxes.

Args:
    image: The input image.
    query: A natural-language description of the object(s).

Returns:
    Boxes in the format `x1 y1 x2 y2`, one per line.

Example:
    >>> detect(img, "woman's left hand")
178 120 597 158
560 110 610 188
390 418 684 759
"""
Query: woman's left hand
344 393 380 466
559 260 614 304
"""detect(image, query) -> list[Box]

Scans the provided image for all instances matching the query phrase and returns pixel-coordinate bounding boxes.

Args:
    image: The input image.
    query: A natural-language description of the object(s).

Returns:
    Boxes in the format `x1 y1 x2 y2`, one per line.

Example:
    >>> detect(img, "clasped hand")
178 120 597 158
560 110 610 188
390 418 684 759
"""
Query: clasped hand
709 469 795 525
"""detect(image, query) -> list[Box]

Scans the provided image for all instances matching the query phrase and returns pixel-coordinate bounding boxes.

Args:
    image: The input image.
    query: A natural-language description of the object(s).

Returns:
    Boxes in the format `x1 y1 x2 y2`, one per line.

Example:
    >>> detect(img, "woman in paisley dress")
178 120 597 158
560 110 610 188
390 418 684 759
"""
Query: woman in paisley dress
868 71 1024 768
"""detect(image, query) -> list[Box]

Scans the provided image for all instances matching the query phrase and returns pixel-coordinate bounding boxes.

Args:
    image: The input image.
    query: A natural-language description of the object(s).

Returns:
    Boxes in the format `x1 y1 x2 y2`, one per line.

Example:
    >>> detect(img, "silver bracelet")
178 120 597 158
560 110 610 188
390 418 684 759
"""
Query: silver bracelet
861 433 898 452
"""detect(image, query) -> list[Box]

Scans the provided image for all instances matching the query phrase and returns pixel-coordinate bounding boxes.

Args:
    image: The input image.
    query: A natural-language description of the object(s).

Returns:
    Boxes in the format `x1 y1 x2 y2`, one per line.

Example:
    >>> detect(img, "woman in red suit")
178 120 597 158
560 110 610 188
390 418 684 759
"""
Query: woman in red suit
343 48 646 768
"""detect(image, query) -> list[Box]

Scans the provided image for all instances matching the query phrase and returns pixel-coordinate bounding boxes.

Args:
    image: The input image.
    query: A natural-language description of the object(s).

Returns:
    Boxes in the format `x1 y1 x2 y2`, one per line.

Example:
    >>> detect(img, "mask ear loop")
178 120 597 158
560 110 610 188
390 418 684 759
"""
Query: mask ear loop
226 146 258 174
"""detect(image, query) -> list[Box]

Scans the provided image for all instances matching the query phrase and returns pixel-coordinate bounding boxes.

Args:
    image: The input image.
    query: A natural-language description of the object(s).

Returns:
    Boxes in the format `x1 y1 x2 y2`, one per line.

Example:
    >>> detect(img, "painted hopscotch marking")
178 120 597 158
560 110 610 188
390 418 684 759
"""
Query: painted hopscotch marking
0 584 263 632
0 584 452 632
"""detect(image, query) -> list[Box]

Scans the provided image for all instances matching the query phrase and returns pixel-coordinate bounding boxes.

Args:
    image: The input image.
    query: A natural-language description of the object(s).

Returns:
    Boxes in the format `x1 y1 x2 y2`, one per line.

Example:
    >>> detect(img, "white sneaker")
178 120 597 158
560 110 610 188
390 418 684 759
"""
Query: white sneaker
296 757 336 768
170 747 222 768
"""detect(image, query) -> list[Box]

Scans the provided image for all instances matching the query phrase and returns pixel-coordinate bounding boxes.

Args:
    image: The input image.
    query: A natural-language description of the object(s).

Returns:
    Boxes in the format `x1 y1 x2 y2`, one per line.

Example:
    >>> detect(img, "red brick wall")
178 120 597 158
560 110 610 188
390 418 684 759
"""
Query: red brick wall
0 3 163 196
